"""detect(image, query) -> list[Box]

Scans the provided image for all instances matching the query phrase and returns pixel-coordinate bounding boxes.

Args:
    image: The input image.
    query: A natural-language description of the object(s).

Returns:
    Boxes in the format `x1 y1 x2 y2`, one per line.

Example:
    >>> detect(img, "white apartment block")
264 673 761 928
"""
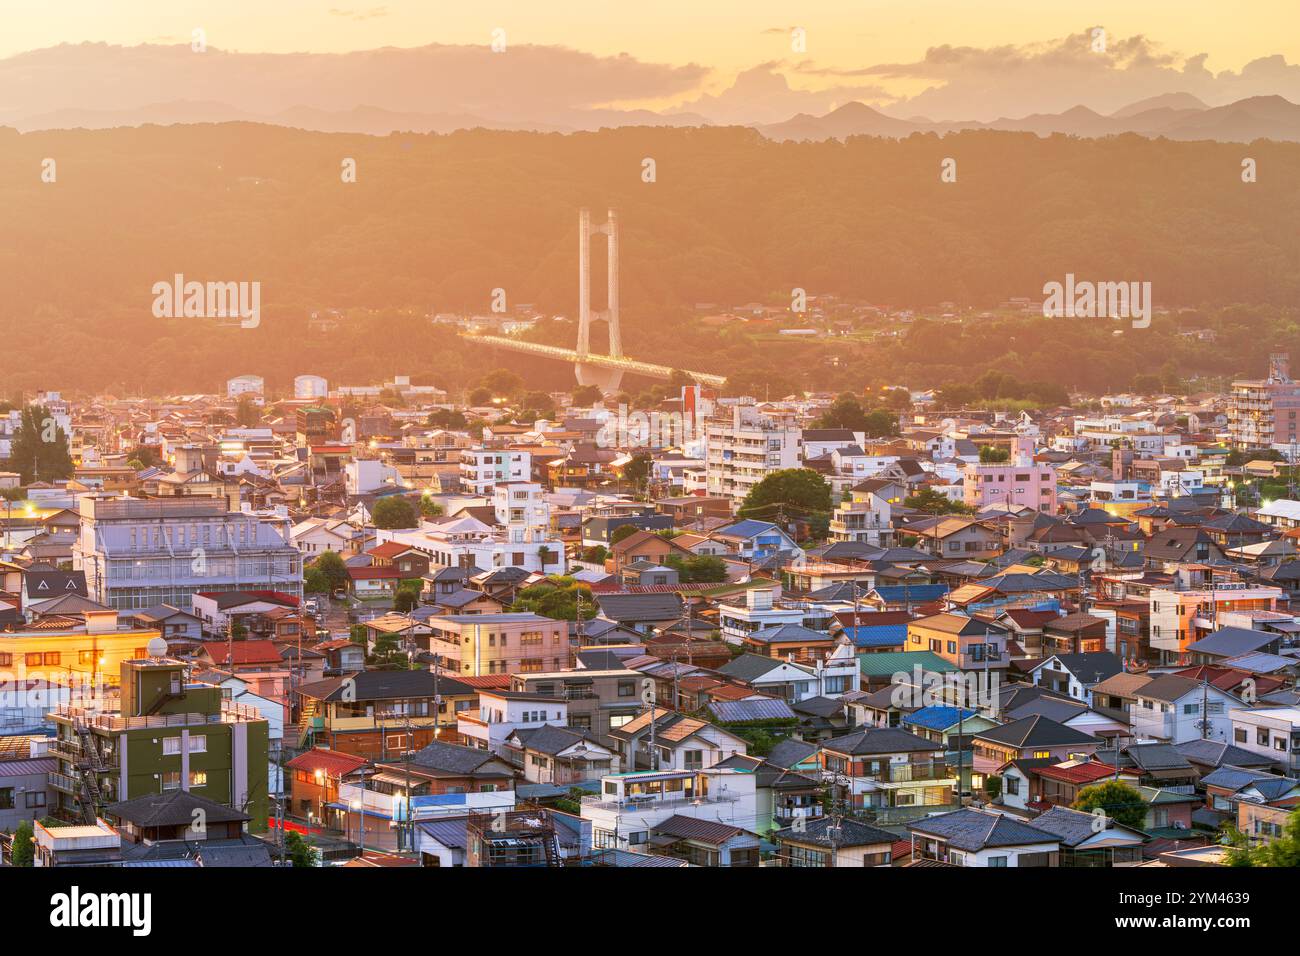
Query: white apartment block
705 405 802 505
1230 707 1300 776
460 448 531 495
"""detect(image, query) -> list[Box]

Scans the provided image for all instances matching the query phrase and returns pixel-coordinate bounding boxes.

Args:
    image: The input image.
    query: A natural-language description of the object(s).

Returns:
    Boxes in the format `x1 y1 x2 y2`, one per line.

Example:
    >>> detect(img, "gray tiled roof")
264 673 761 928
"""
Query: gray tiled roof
973 714 1098 749
908 808 1059 851
1028 805 1145 848
821 727 939 756
775 815 896 849
595 592 684 622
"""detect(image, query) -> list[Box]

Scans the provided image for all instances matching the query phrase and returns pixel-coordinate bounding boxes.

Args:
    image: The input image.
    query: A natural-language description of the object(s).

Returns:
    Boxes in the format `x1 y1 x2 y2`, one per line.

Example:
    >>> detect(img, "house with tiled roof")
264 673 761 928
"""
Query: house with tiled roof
285 747 367 821
1027 805 1147 867
971 715 1100 775
608 710 747 773
818 726 956 816
775 815 898 867
907 807 1061 867
649 813 762 867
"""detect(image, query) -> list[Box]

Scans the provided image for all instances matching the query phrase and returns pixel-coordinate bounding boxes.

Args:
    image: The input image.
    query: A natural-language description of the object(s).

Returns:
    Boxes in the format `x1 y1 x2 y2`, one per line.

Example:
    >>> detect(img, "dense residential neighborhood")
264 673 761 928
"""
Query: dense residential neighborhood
1 357 1298 873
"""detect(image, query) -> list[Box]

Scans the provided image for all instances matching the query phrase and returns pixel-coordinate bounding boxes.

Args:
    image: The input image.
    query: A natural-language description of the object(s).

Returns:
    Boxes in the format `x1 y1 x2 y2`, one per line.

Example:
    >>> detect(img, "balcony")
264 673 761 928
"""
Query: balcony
580 790 738 813
885 762 954 783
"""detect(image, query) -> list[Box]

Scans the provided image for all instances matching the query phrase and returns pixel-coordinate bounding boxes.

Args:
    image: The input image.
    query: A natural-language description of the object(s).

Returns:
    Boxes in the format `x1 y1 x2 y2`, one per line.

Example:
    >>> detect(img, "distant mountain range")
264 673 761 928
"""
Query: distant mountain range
757 94 1300 143
2 42 1299 143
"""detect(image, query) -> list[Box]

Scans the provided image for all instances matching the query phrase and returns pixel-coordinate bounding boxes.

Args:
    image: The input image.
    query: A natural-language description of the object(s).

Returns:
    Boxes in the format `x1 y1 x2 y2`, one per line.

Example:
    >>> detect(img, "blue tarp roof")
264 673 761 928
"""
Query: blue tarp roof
841 624 909 648
903 705 978 731
870 584 948 602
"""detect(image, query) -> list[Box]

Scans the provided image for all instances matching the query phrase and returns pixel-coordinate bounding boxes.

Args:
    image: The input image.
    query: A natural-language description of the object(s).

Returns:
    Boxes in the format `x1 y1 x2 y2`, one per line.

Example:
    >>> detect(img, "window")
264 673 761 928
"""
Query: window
24 653 41 667
43 652 59 666
163 737 183 755
1235 728 1248 743
190 770 208 786
188 735 207 753
0 652 9 667
1258 728 1270 746
25 791 46 809
1005 775 1020 795
987 856 1008 867
161 771 182 791
0 788 12 809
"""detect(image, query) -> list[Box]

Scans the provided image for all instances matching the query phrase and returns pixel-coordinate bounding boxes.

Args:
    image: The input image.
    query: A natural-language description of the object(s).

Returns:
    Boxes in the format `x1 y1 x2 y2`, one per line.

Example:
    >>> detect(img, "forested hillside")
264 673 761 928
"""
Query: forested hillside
0 122 1297 396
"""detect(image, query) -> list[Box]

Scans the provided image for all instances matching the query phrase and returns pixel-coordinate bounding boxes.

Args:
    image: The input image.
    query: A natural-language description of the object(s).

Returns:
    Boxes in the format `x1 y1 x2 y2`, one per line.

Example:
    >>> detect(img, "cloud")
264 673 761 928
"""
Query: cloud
0 41 709 122
671 63 891 125
328 7 389 21
838 28 1300 120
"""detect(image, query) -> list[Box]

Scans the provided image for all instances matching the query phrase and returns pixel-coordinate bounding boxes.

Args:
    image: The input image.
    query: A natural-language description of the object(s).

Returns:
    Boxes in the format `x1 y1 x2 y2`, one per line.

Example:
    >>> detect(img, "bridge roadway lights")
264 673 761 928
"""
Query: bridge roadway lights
575 361 624 394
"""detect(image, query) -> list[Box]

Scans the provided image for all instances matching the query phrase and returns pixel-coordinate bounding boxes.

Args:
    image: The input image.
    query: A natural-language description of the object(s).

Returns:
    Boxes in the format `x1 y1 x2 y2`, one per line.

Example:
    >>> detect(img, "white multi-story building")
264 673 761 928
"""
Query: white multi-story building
1230 707 1300 776
493 482 549 544
226 374 264 398
458 689 570 755
460 448 531 495
705 405 802 505
345 459 402 496
581 767 758 853
74 495 301 609
1072 416 1176 454
294 374 329 400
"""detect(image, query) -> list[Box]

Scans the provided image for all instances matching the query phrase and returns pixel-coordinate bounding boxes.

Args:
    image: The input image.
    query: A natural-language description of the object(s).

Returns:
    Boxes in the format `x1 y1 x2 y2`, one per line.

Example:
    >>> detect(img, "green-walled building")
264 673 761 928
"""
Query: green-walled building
49 656 270 832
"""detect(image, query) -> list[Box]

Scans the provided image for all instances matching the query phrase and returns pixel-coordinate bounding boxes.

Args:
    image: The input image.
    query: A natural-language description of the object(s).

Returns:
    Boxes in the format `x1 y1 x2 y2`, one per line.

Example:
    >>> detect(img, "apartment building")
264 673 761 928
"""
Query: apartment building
1230 707 1300 776
48 657 269 830
705 404 802 505
963 458 1057 512
426 613 570 676
1148 584 1284 664
0 610 160 719
459 448 531 495
1228 352 1300 450
510 668 645 741
74 496 302 610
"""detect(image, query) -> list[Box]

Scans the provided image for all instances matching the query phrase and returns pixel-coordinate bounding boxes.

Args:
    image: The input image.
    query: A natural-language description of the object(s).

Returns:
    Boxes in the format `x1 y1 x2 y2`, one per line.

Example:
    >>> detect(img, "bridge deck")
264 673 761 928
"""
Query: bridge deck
463 333 727 388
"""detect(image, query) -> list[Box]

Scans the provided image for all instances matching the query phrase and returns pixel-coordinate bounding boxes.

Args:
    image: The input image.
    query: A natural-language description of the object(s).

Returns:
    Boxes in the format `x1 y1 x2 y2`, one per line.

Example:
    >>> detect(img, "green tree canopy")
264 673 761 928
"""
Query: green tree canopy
309 549 350 592
11 819 34 867
738 468 832 525
610 524 643 545
1226 808 1300 867
9 405 73 484
285 830 321 867
511 576 596 621
426 408 467 430
372 496 419 529
1071 780 1148 831
571 384 604 406
904 487 974 515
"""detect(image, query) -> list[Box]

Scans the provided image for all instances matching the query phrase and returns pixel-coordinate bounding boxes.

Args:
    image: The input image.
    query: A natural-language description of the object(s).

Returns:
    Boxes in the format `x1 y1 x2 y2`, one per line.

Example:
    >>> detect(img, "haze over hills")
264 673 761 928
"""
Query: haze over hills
4 42 1300 142
758 94 1300 142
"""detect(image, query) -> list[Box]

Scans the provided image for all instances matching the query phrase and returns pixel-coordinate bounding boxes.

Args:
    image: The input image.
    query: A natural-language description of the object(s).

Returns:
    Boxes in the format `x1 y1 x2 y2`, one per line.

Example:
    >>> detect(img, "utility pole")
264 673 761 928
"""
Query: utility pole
1200 673 1210 740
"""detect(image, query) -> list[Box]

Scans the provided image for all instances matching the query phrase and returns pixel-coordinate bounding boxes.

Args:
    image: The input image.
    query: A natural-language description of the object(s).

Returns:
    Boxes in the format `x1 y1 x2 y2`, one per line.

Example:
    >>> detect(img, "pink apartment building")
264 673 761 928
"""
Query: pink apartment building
963 458 1057 512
